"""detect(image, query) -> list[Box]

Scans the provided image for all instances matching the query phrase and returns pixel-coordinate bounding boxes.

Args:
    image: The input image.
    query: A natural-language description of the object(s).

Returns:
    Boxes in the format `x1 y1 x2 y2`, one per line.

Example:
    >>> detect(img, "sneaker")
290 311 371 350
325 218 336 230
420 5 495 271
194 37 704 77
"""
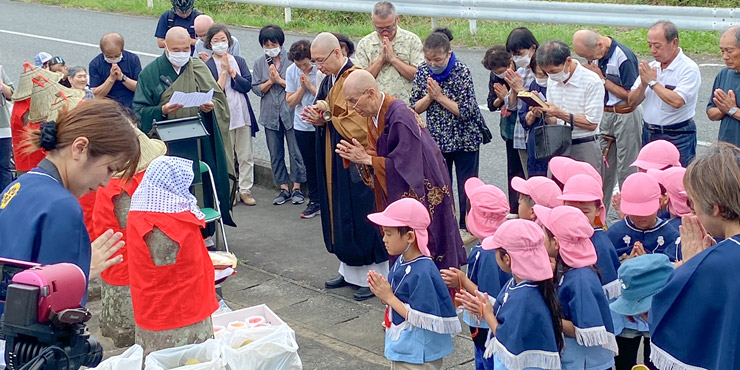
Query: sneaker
240 192 257 206
273 189 291 205
291 189 305 205
300 201 321 219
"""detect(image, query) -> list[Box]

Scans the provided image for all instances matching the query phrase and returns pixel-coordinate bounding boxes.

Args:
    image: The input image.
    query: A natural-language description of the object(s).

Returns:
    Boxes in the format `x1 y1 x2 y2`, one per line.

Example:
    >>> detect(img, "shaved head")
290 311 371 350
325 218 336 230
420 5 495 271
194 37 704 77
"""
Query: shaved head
165 26 191 43
194 14 214 37
311 32 340 55
572 29 606 61
100 33 124 53
343 70 378 95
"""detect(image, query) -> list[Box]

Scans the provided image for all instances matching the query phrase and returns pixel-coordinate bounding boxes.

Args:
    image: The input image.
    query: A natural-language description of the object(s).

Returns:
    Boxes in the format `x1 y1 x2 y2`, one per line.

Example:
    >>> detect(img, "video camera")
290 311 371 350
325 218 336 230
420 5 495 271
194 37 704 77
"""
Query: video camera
0 260 102 370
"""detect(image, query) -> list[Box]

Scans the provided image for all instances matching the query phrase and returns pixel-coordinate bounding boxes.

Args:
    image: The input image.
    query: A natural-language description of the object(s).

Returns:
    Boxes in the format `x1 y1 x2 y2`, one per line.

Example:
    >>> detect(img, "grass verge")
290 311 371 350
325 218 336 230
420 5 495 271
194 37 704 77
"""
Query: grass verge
24 0 723 57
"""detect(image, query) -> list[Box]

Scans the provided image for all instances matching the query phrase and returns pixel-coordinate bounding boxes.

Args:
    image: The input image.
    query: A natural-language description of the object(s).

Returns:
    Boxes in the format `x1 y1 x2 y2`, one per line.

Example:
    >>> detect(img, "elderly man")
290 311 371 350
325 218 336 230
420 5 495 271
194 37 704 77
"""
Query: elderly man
707 26 740 147
193 14 241 62
132 26 235 227
534 40 605 171
337 70 466 270
573 30 641 208
89 33 142 109
628 21 700 166
354 1 423 104
301 33 386 301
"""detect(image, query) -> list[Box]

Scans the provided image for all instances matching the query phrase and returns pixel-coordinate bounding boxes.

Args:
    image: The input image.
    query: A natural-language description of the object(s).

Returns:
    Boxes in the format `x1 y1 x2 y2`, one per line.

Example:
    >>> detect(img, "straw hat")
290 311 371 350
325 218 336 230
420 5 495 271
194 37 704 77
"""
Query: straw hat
115 125 167 178
13 63 64 102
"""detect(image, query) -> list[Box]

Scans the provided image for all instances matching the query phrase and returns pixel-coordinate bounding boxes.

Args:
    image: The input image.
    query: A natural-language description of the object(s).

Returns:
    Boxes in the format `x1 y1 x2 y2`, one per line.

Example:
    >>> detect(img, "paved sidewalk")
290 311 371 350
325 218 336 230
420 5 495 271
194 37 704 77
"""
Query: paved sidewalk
88 184 476 369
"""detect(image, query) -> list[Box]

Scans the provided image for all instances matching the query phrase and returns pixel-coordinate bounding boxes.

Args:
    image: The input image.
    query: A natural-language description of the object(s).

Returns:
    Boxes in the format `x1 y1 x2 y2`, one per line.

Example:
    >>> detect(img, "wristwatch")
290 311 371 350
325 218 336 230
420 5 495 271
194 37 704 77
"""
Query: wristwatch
647 80 657 89
729 107 738 117
121 75 128 82
601 77 607 85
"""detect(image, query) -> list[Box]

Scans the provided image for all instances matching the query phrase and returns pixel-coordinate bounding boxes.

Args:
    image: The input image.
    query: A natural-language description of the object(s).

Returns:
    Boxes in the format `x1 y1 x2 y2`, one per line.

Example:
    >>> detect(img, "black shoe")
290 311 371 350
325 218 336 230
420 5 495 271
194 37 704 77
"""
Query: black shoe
324 274 350 289
300 201 321 219
353 287 374 301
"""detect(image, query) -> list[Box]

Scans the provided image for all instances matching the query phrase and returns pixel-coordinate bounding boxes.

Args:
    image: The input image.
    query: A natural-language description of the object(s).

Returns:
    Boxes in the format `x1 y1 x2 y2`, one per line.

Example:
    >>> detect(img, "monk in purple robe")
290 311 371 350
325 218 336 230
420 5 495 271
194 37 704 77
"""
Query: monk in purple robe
337 70 466 270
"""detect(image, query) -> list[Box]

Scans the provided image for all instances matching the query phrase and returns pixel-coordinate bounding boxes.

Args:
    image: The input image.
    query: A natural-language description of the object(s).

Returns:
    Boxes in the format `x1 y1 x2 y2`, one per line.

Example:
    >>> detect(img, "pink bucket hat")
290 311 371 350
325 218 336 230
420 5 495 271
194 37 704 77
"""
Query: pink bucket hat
481 219 553 281
647 167 691 216
631 140 681 170
368 198 432 257
558 174 606 226
534 205 597 268
620 173 661 217
549 156 603 186
511 176 563 208
464 178 510 241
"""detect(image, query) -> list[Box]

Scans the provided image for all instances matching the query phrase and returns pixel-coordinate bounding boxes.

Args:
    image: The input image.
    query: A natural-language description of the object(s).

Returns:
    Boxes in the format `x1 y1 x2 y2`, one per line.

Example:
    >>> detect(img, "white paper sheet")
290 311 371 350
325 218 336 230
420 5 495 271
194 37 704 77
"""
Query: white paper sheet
168 88 214 108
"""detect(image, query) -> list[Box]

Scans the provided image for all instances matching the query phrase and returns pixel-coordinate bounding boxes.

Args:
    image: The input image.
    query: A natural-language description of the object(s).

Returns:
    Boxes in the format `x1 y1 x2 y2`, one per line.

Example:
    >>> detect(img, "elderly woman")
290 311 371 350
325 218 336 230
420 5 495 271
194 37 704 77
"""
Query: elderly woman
67 66 95 100
410 27 486 231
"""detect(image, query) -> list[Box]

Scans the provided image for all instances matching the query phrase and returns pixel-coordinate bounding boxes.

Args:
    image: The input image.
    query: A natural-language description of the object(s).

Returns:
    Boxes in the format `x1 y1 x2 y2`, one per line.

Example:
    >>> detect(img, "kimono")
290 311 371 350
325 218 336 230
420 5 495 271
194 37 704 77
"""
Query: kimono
485 279 562 370
606 217 680 262
0 159 91 315
386 255 461 364
132 54 235 226
364 96 466 269
649 235 740 370
92 172 145 286
558 267 618 370
314 59 386 267
126 210 218 331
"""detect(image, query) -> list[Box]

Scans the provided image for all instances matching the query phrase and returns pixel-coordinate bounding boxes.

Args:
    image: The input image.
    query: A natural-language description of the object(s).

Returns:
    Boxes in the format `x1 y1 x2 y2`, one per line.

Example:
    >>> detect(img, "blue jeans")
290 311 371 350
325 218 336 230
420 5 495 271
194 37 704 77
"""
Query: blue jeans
642 119 697 167
0 138 12 191
264 121 306 186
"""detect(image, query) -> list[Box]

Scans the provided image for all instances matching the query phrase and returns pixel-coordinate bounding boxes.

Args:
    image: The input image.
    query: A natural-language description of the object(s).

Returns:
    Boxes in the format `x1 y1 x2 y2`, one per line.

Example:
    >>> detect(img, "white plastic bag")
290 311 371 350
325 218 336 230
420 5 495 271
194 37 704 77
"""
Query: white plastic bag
91 344 143 370
144 339 225 370
220 325 302 370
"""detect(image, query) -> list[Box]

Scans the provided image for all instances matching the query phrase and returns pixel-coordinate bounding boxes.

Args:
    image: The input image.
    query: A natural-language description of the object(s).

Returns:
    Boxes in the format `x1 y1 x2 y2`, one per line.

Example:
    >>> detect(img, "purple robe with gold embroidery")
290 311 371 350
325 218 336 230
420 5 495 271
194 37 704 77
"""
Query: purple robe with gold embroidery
366 97 466 269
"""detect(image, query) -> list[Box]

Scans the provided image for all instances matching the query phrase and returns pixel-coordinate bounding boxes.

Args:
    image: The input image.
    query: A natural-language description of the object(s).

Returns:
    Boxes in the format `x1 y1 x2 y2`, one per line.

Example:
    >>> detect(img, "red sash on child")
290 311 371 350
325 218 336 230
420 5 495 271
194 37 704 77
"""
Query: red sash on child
10 99 45 172
126 210 218 331
92 172 145 286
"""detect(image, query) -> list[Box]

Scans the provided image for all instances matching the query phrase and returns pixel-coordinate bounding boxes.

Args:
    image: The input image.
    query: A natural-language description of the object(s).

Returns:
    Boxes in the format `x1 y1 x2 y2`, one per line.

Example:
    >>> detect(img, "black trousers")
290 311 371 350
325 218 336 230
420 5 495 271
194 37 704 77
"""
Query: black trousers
615 335 657 370
442 150 479 230
294 130 318 202
505 139 525 213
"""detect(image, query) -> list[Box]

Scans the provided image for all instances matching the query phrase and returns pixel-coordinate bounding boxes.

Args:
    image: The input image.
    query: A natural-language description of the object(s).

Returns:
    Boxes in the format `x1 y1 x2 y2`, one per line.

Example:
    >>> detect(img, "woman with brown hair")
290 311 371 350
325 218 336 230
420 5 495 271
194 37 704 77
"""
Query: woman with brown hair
648 142 740 370
0 99 140 314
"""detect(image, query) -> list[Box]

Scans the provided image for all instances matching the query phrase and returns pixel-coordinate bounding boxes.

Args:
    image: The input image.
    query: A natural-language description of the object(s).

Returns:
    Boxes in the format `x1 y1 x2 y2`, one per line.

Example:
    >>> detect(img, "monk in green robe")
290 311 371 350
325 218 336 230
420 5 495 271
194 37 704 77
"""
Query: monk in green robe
133 26 235 226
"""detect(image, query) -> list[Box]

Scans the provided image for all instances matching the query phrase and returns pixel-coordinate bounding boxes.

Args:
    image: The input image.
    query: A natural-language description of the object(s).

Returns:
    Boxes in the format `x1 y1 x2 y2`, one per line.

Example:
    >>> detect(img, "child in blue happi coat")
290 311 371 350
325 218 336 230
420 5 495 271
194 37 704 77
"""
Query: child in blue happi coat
367 198 462 369
441 178 511 370
535 205 619 370
457 219 563 370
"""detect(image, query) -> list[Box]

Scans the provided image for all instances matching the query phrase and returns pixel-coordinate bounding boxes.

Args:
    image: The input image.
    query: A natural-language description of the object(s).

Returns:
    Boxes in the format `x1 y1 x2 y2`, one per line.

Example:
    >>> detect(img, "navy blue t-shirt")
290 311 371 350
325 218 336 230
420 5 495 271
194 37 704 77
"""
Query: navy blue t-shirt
89 50 142 109
154 9 198 54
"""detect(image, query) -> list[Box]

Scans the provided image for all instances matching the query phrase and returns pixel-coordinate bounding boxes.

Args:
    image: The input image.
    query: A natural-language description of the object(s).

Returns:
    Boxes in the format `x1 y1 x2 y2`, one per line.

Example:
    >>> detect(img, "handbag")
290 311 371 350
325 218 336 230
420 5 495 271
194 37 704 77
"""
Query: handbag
533 113 573 160
478 118 493 144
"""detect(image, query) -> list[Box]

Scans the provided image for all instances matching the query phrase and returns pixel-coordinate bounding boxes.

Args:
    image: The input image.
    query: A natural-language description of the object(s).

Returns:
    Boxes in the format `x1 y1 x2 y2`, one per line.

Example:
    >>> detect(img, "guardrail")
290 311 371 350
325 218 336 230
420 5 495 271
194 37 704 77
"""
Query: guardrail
220 0 737 34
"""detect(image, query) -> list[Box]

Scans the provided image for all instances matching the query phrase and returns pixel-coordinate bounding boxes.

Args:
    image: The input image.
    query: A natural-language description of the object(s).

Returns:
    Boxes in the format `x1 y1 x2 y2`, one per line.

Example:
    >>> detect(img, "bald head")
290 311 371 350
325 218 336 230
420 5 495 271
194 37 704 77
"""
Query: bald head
165 26 191 52
100 33 123 59
311 32 340 54
194 14 214 39
572 29 607 61
723 26 740 47
573 30 600 50
343 70 378 96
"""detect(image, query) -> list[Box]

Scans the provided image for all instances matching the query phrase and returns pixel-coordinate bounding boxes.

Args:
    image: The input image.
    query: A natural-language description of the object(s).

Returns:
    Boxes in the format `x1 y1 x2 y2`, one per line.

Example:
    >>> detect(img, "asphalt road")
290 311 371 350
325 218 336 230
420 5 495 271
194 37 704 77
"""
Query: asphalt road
0 0 726 192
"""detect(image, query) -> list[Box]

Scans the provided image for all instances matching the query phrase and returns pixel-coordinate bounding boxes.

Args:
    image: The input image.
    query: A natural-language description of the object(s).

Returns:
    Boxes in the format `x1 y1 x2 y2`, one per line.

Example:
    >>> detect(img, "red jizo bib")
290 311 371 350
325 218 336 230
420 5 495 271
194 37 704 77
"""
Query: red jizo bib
10 99 45 172
126 211 218 331
92 172 145 286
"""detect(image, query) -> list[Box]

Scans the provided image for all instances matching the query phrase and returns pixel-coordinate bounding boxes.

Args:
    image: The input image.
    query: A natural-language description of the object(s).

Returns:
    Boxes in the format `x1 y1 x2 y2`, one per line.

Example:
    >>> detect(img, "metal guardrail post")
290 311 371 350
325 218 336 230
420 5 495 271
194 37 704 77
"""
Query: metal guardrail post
147 0 153 10
285 7 292 24
469 19 477 35
431 17 437 30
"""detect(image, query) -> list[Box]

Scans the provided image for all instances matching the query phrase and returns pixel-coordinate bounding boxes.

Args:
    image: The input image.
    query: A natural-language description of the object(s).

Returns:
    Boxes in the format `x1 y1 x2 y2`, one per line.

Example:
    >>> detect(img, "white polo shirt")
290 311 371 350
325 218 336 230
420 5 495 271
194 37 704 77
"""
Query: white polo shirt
630 48 700 126
547 60 605 139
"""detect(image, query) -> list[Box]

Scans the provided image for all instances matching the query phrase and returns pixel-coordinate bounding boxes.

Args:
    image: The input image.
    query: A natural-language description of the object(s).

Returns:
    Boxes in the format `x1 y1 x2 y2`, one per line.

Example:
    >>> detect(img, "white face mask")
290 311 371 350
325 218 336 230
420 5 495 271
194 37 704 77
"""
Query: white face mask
513 54 531 69
166 50 190 67
212 42 228 55
494 70 507 80
264 47 280 58
535 77 549 87
105 55 122 64
548 61 571 83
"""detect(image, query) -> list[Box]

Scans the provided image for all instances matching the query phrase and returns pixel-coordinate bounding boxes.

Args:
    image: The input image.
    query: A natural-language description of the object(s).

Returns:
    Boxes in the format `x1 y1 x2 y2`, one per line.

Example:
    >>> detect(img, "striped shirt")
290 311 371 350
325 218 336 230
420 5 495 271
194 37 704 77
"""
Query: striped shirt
546 61 605 139
597 39 639 106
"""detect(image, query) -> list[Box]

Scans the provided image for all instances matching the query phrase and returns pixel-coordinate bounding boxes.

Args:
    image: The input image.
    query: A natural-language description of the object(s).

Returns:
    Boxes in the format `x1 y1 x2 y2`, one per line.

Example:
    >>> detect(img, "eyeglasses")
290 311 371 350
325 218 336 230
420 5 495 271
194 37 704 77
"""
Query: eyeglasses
311 49 336 66
350 89 370 110
374 20 397 33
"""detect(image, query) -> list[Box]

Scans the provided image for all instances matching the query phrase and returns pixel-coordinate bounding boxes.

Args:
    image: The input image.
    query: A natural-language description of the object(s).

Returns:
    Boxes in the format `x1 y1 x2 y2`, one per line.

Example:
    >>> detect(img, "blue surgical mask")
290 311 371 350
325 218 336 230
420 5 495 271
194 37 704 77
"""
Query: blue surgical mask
430 64 446 74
